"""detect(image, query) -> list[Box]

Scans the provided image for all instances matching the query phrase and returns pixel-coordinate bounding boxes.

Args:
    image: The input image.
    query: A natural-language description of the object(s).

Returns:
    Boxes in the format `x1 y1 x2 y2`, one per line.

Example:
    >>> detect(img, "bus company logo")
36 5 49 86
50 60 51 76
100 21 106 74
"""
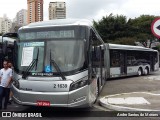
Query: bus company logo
2 112 11 117
32 72 53 76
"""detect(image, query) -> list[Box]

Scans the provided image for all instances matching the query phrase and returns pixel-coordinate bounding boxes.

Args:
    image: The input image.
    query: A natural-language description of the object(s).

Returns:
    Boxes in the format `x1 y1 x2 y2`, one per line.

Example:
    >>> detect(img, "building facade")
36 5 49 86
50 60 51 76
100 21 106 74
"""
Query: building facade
15 9 27 26
0 15 12 34
49 2 66 20
27 0 43 24
0 18 2 33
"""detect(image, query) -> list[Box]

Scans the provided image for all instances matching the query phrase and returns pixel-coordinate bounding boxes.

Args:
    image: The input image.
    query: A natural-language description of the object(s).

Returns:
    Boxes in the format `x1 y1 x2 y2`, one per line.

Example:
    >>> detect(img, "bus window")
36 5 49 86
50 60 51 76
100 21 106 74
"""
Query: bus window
127 56 136 66
110 50 120 67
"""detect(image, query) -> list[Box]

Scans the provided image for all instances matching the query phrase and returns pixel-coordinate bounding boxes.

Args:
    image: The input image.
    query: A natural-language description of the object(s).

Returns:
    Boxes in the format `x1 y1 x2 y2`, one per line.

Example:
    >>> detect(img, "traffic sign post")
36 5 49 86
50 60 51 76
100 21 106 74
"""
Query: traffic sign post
151 18 160 38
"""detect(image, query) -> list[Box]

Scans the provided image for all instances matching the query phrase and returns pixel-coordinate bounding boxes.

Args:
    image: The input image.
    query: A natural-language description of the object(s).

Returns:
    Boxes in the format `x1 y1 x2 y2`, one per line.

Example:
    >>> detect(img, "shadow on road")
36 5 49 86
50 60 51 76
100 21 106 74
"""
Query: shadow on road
14 106 96 117
106 72 157 82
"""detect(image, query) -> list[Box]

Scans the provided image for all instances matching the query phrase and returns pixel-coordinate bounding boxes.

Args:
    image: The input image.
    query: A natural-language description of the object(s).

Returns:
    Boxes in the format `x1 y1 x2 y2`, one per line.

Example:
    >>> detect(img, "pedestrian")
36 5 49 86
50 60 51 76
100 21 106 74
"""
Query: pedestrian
8 61 13 105
8 62 13 69
0 60 13 109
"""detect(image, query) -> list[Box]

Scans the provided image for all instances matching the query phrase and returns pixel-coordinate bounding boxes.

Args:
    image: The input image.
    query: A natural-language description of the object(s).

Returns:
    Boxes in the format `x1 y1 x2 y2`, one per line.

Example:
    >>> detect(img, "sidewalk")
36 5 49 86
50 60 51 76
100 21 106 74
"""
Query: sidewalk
99 91 160 111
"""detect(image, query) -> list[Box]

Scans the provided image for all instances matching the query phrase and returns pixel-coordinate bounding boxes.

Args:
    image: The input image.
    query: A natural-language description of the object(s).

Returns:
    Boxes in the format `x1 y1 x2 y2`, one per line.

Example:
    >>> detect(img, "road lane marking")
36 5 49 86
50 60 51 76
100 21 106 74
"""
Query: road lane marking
106 97 150 105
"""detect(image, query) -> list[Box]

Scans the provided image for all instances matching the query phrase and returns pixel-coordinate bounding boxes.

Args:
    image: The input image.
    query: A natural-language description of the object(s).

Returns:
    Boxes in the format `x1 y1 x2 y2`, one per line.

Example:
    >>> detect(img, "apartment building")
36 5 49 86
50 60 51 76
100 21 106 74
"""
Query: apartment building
27 0 43 24
15 9 27 26
0 18 2 33
49 2 66 20
0 15 12 34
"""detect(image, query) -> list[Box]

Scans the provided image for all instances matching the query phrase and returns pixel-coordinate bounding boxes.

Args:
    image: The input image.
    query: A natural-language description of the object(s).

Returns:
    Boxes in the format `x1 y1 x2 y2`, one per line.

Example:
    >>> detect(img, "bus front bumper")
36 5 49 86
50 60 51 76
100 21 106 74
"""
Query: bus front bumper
11 85 90 108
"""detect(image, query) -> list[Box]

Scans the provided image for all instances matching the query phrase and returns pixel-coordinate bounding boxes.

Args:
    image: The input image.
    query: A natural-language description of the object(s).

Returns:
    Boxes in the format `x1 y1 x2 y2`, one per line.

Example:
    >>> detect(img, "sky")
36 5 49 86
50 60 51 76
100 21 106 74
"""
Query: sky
0 0 160 22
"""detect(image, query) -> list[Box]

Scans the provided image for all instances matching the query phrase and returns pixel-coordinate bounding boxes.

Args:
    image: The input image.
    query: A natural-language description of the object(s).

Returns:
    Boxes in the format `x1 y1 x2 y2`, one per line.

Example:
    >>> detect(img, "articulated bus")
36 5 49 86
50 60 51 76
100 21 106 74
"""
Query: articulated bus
6 19 106 108
105 44 159 78
4 19 159 108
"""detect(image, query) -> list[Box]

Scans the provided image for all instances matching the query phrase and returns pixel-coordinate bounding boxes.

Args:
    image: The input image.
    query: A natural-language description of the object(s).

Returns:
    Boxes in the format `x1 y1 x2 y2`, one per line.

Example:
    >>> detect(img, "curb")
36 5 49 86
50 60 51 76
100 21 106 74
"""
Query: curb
99 92 160 111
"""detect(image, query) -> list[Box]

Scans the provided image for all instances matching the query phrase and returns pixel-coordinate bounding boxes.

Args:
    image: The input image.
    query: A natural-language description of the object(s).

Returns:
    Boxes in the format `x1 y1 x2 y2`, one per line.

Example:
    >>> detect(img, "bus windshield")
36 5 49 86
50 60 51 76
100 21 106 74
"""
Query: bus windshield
16 26 87 76
45 40 85 72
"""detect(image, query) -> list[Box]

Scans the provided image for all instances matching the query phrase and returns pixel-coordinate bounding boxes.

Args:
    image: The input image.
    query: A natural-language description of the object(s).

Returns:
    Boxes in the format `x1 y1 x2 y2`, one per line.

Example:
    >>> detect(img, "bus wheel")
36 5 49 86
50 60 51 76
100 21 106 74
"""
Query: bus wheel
96 81 99 97
137 68 142 76
94 81 99 104
144 67 149 75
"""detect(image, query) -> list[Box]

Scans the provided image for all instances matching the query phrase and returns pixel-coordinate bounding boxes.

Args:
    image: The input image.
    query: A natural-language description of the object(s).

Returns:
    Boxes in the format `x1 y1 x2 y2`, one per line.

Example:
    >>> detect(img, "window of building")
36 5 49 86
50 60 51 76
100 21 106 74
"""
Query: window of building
59 4 62 8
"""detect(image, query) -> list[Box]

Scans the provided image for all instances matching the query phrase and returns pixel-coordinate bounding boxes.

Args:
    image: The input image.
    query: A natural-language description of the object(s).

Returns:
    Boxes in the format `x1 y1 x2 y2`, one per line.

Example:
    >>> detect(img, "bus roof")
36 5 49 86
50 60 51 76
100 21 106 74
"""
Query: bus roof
20 19 93 29
0 36 15 44
107 43 157 52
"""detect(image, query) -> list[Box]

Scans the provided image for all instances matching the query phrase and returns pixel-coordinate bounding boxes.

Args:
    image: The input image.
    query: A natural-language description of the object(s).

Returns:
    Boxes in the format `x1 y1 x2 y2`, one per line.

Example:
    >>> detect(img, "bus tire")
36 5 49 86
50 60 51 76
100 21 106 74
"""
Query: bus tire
137 68 142 76
144 67 149 75
94 80 99 104
96 80 99 97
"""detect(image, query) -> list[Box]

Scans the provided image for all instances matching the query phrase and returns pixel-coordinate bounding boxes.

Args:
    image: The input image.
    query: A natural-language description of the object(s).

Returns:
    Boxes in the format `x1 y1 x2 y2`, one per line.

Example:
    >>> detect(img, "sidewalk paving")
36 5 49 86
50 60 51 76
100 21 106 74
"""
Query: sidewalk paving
99 91 160 111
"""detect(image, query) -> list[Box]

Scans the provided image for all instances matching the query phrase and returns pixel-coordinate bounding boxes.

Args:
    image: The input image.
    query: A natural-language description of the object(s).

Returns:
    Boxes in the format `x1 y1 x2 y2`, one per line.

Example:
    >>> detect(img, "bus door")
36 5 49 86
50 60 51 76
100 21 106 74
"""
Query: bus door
91 47 97 79
120 51 127 75
150 54 155 71
98 46 104 85
91 46 103 90
93 46 103 83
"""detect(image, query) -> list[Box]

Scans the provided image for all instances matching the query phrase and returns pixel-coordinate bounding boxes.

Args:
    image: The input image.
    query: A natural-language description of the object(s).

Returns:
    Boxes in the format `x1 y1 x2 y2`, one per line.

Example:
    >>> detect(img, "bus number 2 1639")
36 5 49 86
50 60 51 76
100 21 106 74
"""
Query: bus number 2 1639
53 84 67 88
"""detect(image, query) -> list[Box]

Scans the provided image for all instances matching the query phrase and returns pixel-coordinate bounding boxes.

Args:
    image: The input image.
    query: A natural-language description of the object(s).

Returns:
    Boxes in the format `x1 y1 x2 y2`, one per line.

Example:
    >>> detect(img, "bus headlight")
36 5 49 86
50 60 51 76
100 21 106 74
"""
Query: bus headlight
12 79 20 89
70 76 88 91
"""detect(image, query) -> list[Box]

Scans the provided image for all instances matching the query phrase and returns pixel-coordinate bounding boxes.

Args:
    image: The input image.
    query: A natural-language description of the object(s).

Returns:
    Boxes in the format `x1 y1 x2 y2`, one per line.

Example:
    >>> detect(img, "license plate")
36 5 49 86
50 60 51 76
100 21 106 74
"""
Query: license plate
37 101 50 106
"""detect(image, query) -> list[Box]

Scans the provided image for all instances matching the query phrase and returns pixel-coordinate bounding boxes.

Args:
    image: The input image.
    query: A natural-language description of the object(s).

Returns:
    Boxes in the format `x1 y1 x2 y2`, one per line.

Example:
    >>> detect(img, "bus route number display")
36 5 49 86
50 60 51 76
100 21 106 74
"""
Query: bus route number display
19 30 75 40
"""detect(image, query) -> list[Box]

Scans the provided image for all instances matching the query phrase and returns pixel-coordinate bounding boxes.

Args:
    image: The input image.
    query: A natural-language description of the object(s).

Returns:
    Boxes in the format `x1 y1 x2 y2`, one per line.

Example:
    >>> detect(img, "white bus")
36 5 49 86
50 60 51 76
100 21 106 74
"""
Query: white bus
105 44 159 78
4 19 159 108
5 19 106 108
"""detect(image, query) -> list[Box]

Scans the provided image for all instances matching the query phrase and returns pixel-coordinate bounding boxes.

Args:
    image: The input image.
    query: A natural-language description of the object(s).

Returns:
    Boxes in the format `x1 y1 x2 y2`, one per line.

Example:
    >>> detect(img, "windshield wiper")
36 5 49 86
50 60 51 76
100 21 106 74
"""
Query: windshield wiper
22 48 39 79
50 49 66 80
35 48 39 71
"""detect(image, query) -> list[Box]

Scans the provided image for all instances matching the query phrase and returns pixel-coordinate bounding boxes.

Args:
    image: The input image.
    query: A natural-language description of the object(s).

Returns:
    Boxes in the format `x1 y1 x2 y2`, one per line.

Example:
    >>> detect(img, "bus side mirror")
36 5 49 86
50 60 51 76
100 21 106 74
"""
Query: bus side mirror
13 41 17 67
2 41 8 55
14 41 17 48
0 48 3 54
14 41 18 52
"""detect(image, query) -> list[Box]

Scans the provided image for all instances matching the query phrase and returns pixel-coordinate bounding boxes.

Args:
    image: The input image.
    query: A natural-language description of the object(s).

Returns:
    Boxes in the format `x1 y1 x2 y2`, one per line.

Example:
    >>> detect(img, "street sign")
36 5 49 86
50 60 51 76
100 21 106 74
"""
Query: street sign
151 18 160 38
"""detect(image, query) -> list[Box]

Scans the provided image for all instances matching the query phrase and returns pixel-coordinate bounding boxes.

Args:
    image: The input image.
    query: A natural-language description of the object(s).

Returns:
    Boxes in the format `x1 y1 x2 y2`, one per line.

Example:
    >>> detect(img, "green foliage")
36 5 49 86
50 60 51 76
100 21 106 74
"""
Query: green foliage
93 14 159 46
93 14 128 42
112 37 136 45
153 44 160 51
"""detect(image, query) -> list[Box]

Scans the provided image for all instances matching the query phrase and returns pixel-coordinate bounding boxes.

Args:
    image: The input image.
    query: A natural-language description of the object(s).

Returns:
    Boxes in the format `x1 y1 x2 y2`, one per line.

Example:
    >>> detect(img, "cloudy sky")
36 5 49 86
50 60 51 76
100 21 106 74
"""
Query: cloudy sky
0 0 160 21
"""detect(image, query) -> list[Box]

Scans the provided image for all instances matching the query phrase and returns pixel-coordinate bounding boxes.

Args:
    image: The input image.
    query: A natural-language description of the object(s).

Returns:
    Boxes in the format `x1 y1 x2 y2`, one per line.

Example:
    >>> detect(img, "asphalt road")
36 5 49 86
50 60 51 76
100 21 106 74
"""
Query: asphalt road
100 70 160 96
1 70 160 119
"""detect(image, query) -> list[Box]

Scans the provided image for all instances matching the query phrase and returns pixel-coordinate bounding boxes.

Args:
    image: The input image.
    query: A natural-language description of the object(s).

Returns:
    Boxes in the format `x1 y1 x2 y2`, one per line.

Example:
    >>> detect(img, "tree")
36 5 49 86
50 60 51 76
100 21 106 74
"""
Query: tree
112 37 136 45
93 14 128 43
93 14 159 46
14 25 21 32
129 15 157 47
